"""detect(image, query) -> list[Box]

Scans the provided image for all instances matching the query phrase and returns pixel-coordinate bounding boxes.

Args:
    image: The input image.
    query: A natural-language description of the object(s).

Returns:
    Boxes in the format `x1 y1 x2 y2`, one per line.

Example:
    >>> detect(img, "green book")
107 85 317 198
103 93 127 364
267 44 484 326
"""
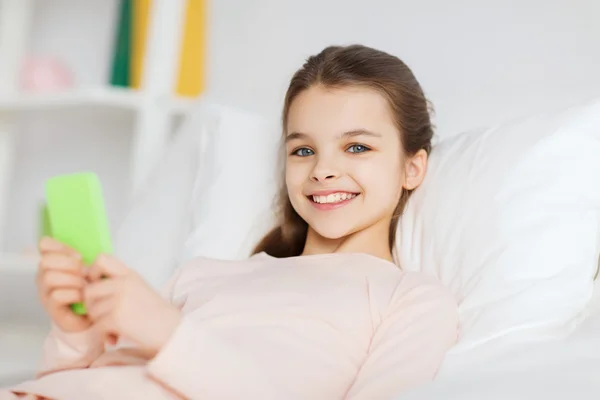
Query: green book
110 0 132 87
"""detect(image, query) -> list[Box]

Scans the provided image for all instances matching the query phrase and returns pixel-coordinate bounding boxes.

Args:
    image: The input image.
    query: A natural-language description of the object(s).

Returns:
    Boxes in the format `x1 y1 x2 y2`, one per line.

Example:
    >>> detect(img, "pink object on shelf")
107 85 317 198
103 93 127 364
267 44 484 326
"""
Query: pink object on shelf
20 56 74 92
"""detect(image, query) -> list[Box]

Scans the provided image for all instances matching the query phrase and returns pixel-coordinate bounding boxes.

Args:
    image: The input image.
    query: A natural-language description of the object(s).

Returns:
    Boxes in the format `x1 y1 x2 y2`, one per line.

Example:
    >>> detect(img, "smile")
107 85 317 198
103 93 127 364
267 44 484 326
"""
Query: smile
307 192 360 210
311 192 357 204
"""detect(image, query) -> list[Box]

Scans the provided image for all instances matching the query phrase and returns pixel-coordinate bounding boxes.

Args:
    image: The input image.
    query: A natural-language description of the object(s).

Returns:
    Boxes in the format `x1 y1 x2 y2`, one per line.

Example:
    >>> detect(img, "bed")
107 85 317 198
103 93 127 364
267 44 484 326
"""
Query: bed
114 97 600 398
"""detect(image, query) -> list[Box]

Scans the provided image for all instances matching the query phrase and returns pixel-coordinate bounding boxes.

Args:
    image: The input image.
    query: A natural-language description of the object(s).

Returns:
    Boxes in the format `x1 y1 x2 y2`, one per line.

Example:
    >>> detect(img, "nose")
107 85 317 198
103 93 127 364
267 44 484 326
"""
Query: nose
310 157 340 183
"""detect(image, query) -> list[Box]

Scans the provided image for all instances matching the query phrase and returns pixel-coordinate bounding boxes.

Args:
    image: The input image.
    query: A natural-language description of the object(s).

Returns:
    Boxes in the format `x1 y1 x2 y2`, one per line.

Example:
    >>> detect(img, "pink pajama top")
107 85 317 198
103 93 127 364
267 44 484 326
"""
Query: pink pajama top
5 252 458 400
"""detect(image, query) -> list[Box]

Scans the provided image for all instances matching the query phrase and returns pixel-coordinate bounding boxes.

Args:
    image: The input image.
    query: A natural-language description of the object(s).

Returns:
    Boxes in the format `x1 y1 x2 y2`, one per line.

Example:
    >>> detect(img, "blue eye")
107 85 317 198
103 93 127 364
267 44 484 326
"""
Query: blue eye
292 147 314 157
347 144 370 153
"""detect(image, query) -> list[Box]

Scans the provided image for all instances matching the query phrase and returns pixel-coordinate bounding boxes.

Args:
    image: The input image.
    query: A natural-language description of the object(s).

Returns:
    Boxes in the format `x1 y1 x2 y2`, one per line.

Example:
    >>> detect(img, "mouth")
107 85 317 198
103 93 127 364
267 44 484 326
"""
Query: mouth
306 191 360 210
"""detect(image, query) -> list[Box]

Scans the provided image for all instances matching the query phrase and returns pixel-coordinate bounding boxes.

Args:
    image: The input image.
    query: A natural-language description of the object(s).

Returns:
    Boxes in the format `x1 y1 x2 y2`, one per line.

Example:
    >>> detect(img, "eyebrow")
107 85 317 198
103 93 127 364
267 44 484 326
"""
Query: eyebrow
285 129 382 143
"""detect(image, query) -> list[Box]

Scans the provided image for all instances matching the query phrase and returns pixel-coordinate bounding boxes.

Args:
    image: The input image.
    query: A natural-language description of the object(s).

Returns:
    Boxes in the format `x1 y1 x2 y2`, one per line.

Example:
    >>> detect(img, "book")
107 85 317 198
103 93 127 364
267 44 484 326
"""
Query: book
110 0 132 87
130 0 205 96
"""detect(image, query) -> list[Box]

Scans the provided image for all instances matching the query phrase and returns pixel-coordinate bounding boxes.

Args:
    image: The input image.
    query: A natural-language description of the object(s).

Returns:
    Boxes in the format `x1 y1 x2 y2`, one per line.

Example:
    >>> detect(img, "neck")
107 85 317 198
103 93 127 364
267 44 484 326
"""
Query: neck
302 217 394 262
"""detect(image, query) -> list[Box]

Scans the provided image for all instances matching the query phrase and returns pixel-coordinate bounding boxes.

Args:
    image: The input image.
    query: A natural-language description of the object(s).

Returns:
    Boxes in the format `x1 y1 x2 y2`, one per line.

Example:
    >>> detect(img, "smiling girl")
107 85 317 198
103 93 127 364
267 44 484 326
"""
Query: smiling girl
2 44 458 400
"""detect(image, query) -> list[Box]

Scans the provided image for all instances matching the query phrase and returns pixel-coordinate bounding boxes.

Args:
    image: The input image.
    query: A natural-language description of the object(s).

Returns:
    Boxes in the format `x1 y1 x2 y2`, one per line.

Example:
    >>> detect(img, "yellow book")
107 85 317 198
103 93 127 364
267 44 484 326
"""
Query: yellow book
130 0 205 97
176 0 206 97
130 0 151 89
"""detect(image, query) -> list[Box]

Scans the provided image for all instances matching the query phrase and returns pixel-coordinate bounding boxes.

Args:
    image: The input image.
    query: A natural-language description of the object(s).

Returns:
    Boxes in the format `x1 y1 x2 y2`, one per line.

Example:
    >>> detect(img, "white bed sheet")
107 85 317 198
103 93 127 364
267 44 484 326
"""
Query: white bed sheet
396 290 600 399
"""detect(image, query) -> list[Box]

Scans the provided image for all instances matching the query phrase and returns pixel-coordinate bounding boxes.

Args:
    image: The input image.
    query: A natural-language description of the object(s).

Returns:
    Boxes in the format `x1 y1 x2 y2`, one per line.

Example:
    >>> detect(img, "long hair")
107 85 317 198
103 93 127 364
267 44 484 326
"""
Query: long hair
253 44 434 257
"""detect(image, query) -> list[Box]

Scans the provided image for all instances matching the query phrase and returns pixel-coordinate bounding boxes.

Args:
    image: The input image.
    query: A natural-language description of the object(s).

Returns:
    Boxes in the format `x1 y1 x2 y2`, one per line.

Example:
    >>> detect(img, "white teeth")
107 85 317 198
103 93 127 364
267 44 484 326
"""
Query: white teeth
311 192 357 204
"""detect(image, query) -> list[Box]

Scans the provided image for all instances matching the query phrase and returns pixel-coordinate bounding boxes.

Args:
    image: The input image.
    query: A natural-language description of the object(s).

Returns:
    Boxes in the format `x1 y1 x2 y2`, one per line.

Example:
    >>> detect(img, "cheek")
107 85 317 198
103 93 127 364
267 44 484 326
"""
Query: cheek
357 156 403 204
285 161 308 193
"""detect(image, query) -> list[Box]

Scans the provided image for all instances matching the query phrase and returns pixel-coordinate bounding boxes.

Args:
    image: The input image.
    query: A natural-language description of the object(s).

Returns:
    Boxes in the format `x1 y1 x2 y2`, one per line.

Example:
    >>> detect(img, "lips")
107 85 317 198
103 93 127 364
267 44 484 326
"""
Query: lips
305 190 360 211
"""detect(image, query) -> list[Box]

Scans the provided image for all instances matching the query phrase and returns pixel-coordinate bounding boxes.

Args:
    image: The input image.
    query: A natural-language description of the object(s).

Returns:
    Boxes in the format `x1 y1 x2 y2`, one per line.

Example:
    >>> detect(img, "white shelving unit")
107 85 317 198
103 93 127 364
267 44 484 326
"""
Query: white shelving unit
0 0 195 268
0 85 194 114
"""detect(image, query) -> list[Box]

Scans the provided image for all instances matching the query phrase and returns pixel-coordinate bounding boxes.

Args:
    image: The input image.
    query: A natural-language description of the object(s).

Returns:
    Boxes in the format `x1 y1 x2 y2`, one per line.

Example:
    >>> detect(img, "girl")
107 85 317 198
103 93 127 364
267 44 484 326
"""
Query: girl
2 44 458 400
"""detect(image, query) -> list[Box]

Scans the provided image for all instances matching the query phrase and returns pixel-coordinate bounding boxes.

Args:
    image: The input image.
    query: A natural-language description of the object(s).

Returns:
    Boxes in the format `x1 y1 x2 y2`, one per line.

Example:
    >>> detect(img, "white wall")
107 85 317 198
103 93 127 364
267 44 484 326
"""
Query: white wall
207 0 600 134
6 0 600 252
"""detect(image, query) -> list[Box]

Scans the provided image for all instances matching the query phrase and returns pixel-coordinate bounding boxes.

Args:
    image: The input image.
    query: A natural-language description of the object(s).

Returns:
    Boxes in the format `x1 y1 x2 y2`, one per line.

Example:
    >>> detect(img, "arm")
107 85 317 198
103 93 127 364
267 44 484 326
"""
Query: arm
37 324 104 378
343 274 459 399
37 267 185 377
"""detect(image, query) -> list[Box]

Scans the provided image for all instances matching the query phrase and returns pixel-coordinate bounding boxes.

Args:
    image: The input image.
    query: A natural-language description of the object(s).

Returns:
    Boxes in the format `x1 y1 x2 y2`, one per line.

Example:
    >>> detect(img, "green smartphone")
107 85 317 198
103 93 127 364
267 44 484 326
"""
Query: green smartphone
45 172 113 315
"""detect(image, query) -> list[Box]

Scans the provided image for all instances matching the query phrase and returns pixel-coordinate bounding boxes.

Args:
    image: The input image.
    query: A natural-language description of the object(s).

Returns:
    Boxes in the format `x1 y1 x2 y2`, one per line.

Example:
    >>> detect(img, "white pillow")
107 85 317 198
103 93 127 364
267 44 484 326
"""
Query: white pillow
180 104 281 262
398 98 600 349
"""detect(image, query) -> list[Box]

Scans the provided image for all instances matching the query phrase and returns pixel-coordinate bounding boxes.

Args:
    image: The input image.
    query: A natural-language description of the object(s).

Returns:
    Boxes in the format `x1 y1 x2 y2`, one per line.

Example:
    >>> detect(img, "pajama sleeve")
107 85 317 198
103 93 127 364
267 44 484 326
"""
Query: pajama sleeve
37 324 104 378
145 273 458 400
343 274 459 399
37 267 185 377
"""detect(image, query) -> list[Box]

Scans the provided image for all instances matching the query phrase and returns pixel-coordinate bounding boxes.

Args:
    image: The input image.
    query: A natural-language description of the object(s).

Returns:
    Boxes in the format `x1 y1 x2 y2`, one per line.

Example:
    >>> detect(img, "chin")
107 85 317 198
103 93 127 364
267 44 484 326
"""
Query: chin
307 220 357 240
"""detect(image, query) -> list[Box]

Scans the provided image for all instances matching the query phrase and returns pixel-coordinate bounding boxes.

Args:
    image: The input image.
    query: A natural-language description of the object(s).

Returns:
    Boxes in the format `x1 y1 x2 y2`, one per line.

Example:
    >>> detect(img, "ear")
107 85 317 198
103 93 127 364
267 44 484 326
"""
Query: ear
403 149 428 190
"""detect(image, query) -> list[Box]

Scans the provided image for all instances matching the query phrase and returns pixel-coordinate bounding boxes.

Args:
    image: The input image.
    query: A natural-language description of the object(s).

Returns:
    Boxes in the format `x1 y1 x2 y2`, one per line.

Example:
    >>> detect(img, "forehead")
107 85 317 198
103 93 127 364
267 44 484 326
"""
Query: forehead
286 85 398 139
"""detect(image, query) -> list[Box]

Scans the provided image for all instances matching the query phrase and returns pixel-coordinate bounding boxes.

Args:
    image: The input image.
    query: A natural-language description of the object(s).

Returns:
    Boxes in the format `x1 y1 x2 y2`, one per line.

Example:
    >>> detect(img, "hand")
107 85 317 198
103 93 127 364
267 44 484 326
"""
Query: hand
36 237 91 333
84 255 182 358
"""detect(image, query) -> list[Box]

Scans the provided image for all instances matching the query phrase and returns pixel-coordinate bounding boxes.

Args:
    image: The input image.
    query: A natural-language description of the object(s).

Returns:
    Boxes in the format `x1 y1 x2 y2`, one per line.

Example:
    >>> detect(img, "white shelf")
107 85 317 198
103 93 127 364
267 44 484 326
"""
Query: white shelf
0 86 195 115
0 0 192 248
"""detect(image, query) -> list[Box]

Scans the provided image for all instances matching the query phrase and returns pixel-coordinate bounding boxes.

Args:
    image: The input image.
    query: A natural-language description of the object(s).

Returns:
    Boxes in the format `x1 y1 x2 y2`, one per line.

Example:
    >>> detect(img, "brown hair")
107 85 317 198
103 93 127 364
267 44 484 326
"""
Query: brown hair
253 44 434 258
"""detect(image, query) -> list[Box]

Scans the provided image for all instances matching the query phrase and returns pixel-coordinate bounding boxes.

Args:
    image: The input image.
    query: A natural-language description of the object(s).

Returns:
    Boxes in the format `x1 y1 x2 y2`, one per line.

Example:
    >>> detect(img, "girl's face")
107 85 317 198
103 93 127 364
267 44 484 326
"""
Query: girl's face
285 85 426 241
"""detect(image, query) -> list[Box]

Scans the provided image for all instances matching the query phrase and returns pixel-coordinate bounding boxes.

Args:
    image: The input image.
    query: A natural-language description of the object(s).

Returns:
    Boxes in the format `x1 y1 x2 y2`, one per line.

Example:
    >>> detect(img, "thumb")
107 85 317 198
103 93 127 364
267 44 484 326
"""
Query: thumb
106 333 119 346
87 254 129 281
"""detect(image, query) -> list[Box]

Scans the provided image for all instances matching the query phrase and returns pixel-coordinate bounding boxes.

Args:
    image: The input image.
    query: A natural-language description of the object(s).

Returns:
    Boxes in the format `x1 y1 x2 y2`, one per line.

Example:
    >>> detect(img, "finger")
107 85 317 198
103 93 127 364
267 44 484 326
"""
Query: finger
84 280 117 304
87 254 129 281
38 237 79 256
49 288 83 306
42 271 87 295
87 299 120 345
86 263 103 283
39 253 83 274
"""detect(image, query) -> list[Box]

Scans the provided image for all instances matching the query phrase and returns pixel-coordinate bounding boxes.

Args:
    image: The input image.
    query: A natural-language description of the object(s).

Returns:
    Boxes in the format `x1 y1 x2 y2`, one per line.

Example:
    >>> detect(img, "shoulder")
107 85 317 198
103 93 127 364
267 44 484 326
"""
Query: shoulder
392 271 459 317
381 272 459 345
